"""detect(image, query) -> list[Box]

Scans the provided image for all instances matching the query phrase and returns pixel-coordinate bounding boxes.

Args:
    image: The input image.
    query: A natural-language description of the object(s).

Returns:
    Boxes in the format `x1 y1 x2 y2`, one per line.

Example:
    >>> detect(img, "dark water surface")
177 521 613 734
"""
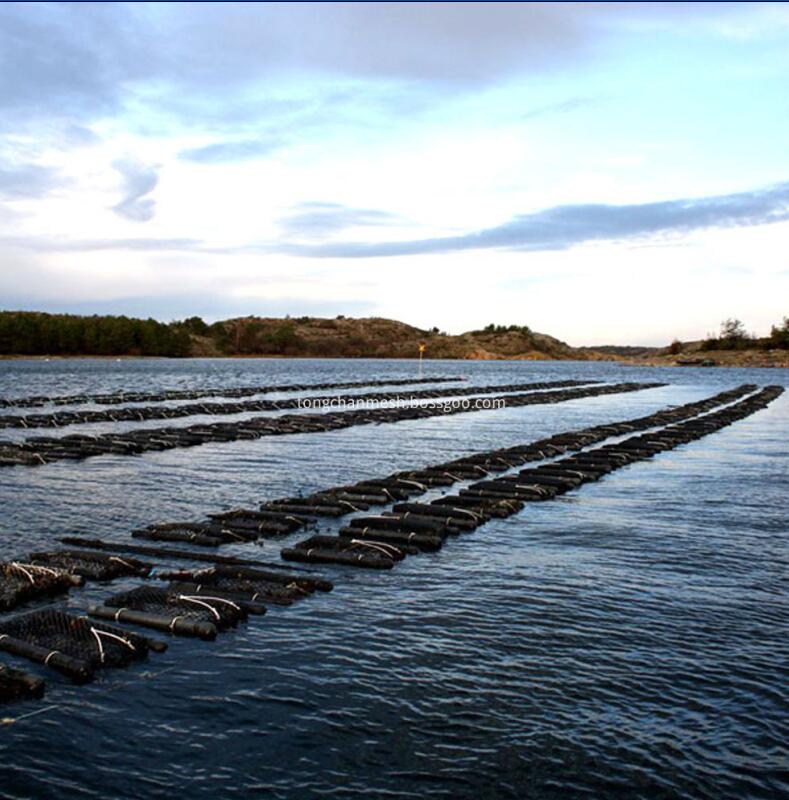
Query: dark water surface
0 358 787 800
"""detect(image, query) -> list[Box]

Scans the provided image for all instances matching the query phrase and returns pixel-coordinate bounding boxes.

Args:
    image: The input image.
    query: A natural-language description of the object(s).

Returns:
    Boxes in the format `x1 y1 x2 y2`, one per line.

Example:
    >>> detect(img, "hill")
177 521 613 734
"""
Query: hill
584 345 660 357
620 339 789 369
0 311 602 360
192 316 601 360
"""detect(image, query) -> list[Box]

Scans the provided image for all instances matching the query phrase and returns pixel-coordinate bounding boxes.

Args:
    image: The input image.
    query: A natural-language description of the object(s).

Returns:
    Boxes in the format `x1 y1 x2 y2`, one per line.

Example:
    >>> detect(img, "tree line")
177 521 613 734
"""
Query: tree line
0 311 192 357
0 312 333 357
669 316 789 353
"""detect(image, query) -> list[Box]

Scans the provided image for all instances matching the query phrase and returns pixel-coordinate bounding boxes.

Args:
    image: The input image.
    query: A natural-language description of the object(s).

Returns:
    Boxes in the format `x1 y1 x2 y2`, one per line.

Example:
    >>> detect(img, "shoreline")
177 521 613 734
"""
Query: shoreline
2 353 788 368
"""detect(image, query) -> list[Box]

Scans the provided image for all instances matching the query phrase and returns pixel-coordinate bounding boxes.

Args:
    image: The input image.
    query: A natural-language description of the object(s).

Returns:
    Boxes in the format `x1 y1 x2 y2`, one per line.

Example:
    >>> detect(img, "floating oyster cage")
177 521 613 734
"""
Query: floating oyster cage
0 608 166 683
0 375 465 409
278 384 783 568
155 564 322 606
0 562 82 613
0 381 661 467
0 378 583 430
90 585 249 641
0 383 782 706
28 550 153 581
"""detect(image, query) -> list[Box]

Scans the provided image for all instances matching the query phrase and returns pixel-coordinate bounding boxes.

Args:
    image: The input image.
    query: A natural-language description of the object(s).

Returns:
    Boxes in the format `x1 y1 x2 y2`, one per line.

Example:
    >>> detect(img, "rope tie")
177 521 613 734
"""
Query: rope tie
169 615 185 632
179 594 240 613
349 539 398 558
8 563 36 584
88 626 136 664
109 556 139 571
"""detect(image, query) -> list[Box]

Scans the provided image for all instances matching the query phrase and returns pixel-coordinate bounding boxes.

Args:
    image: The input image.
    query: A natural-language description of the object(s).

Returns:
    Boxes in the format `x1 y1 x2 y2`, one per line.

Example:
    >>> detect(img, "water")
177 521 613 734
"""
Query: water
1 358 787 800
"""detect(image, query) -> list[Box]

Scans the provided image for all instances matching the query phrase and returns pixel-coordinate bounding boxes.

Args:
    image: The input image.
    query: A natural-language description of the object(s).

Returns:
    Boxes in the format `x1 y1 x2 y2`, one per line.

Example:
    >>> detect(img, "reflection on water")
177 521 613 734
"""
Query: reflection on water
1 358 787 800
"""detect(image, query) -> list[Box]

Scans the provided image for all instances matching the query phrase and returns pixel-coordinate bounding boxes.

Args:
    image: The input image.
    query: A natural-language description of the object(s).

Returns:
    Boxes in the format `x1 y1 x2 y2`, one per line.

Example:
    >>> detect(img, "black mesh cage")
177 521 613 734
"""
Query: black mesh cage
170 566 313 605
132 523 254 546
104 585 247 630
0 609 153 673
28 551 152 581
0 562 77 612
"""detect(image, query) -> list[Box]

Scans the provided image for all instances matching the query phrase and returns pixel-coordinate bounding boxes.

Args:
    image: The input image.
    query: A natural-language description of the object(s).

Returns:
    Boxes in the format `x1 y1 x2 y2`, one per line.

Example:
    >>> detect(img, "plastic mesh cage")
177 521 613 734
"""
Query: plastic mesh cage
169 566 313 605
104 585 247 630
0 562 78 612
282 535 402 569
0 608 155 682
28 550 152 581
132 522 259 546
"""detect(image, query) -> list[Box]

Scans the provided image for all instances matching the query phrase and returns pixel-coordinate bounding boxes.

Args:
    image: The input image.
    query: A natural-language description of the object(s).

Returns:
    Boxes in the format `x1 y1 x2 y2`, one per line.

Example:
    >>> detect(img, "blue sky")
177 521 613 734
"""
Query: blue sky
0 2 787 345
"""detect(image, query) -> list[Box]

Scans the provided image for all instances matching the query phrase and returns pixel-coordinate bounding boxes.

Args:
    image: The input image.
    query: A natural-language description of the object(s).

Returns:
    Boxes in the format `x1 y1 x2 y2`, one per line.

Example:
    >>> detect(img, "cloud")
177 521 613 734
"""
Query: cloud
5 179 789 261
1 3 768 133
111 158 159 222
179 138 283 163
0 3 147 130
0 162 63 199
277 202 402 239
270 180 789 258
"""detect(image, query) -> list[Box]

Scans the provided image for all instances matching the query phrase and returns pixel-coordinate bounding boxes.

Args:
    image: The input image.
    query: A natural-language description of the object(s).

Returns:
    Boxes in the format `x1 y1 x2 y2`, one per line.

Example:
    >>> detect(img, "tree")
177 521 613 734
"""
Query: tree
720 318 753 349
181 316 209 336
769 316 789 349
668 339 683 355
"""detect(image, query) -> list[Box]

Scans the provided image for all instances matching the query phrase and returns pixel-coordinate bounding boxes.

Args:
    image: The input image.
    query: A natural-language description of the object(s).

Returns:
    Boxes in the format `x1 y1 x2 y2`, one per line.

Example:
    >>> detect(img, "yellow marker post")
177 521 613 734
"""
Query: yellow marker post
418 343 426 377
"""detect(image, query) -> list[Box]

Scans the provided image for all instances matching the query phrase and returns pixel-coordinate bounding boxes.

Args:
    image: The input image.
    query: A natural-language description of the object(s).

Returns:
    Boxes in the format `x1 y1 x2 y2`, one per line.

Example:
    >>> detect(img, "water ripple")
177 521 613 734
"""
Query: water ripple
0 358 787 800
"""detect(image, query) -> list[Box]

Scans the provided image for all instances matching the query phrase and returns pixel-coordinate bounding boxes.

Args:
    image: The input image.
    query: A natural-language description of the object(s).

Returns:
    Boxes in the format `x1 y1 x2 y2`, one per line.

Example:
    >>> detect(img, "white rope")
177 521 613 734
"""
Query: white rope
221 528 246 542
169 615 185 632
90 627 136 665
109 556 139 571
398 479 426 490
179 593 240 613
349 539 399 558
8 563 36 584
176 595 222 620
90 627 105 663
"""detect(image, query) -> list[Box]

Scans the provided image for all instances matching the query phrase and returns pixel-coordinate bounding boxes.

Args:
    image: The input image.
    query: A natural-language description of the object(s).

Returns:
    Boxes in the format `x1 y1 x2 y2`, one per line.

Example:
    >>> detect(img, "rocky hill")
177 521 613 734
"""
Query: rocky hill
195 316 602 360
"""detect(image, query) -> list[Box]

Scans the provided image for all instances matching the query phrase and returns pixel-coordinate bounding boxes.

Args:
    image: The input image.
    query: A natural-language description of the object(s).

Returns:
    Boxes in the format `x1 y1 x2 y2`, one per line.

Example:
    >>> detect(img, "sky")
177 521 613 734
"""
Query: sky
0 2 788 346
